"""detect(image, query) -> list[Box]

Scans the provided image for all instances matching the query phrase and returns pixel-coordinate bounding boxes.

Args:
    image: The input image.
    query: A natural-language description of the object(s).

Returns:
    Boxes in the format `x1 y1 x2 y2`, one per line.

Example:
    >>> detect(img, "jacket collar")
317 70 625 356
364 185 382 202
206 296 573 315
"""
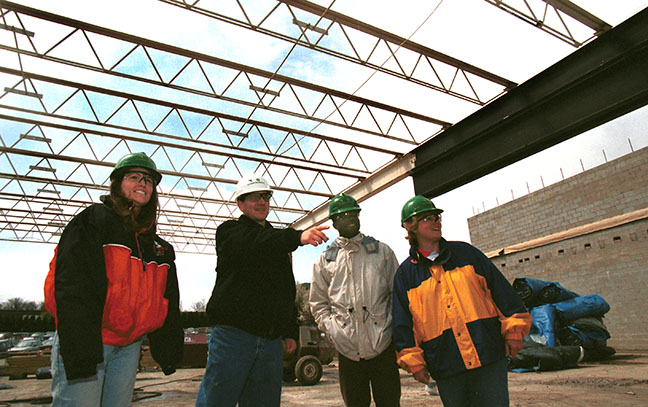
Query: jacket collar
238 214 271 229
409 237 451 266
100 194 155 235
334 232 364 249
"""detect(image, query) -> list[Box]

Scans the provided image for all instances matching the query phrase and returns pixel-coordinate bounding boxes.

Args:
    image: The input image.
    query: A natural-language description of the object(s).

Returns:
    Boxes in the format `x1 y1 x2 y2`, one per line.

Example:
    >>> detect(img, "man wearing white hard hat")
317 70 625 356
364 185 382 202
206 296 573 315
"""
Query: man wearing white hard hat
196 173 329 407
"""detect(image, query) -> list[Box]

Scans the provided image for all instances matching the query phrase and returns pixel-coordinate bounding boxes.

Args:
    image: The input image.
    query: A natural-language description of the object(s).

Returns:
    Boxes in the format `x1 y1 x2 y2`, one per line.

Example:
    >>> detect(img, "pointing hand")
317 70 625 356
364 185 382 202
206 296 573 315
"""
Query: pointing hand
301 225 329 246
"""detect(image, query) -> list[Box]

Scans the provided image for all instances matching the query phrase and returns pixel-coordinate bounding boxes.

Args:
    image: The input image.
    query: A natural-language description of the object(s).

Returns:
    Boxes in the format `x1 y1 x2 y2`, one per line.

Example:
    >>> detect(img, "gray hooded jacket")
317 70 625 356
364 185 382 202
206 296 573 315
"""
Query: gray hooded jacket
309 233 399 361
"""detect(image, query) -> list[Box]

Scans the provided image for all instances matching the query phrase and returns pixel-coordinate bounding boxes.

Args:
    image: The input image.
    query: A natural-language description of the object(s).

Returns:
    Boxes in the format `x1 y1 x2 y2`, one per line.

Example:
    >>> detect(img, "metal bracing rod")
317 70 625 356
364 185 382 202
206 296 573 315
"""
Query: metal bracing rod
0 210 221 241
159 0 516 104
543 0 611 33
0 103 373 179
0 220 218 245
281 0 515 88
1 104 375 185
0 193 281 225
0 167 319 215
0 2 450 135
0 67 404 161
0 113 366 184
0 188 288 247
0 192 293 230
0 192 88 211
484 0 611 47
0 219 219 249
0 46 433 147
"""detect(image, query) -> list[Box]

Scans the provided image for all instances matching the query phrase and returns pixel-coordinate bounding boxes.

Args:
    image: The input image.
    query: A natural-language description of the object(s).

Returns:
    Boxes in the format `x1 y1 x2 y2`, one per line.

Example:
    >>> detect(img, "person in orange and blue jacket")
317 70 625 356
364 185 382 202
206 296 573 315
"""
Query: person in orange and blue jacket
44 152 184 407
392 196 532 407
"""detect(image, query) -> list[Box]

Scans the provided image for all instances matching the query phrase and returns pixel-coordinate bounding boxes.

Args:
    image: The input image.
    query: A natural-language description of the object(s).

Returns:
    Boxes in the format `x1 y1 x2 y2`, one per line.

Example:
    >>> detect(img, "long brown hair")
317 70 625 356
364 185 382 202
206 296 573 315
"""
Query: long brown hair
109 174 159 232
402 216 421 247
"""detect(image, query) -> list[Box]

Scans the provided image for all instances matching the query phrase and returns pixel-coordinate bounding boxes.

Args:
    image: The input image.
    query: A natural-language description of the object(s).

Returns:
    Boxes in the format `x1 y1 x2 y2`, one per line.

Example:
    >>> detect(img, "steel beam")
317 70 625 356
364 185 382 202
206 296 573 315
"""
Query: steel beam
291 153 416 229
412 7 648 198
544 0 611 34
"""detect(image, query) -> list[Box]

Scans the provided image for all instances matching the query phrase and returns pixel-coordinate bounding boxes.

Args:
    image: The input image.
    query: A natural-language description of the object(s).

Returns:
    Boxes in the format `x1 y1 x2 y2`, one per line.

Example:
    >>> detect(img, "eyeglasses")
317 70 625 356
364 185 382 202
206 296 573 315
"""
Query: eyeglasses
419 213 442 223
124 171 155 187
245 192 272 202
332 211 359 221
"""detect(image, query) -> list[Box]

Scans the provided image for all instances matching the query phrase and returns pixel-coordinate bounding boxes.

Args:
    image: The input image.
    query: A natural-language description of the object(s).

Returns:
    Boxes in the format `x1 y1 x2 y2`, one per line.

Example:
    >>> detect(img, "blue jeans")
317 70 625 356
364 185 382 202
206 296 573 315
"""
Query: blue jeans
435 358 509 407
196 325 283 407
50 333 142 407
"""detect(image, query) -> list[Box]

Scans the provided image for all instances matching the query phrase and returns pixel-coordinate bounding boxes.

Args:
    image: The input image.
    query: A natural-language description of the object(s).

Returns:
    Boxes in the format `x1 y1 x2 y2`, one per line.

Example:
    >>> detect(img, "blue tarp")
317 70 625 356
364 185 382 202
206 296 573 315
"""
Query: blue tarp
513 277 579 308
513 277 554 308
529 304 557 347
553 294 610 322
510 278 614 371
539 282 579 305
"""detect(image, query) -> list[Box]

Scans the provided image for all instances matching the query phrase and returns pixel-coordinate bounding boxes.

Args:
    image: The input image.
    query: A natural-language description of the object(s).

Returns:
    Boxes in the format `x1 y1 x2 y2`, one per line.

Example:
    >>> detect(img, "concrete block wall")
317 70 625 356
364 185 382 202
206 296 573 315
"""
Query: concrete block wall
493 220 648 350
468 146 648 253
467 146 648 350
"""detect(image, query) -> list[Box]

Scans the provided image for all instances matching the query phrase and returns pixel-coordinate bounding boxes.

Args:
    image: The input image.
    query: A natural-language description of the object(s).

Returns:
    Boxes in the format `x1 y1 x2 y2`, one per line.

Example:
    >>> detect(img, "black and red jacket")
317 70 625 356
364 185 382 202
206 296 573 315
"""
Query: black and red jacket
44 196 183 380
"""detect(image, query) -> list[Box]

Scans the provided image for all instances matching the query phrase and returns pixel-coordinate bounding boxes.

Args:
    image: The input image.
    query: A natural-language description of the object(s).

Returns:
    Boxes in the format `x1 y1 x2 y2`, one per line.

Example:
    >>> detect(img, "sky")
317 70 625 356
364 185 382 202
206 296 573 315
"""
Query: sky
1 0 647 309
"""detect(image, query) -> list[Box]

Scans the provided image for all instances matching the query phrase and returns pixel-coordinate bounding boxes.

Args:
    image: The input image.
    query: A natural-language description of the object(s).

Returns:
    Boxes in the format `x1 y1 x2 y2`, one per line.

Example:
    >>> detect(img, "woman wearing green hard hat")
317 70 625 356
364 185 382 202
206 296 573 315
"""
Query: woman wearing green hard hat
392 195 532 407
44 152 183 406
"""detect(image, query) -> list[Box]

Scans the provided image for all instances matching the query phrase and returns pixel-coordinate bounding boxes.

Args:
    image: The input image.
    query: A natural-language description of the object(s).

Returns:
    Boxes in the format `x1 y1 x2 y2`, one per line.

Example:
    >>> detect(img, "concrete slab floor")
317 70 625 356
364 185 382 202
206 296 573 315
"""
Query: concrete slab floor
0 352 646 406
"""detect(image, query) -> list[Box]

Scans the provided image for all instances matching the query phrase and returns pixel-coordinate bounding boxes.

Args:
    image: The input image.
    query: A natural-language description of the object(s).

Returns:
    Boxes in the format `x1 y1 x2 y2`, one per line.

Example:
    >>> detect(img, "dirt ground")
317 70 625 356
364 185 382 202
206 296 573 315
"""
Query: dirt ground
1 351 646 406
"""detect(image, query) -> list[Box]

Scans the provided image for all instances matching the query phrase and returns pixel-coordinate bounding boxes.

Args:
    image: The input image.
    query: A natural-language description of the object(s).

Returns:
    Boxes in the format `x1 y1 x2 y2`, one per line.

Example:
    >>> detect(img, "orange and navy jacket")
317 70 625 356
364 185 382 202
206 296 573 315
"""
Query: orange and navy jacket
43 197 183 380
392 238 531 380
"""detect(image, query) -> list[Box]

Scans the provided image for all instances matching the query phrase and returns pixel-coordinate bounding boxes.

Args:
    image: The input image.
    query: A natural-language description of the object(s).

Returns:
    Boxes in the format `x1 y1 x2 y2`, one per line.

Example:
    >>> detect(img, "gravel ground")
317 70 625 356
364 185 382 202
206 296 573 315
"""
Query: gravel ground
1 351 646 406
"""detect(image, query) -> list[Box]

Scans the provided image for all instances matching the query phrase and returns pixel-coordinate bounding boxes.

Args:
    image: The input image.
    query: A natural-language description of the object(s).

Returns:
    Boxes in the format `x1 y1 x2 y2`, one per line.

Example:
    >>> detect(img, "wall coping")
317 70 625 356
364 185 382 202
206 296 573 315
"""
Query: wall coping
485 206 648 259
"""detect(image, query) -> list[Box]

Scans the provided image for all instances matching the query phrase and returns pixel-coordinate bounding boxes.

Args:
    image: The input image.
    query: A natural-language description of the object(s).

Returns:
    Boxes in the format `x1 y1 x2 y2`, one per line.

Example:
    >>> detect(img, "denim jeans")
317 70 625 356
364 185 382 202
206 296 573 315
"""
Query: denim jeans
196 325 283 407
435 358 509 407
50 333 142 407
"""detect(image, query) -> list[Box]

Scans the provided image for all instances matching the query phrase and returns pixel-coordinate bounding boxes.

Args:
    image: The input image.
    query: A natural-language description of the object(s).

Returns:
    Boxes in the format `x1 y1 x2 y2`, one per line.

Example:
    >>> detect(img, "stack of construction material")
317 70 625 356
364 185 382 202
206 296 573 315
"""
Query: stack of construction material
508 277 614 372
6 349 51 380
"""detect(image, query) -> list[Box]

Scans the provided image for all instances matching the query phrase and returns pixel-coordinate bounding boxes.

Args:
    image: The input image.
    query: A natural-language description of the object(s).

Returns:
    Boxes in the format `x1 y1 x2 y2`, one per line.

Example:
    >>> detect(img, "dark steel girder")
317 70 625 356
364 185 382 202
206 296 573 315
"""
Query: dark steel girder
412 7 648 198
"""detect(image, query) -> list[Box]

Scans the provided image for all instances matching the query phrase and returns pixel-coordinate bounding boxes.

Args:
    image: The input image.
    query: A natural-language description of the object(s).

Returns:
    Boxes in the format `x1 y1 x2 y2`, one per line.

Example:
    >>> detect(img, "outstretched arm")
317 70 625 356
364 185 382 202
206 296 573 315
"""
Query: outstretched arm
300 225 329 247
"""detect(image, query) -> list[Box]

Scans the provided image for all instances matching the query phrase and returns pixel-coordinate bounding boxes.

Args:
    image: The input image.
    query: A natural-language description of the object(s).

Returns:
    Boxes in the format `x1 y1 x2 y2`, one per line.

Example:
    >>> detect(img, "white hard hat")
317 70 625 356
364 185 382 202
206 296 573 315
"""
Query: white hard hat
234 173 272 200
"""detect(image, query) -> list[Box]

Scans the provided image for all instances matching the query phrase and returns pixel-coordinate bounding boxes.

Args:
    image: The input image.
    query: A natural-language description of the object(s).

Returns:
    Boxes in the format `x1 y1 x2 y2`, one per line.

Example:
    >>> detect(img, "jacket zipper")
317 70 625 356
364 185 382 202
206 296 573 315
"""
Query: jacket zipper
131 211 146 272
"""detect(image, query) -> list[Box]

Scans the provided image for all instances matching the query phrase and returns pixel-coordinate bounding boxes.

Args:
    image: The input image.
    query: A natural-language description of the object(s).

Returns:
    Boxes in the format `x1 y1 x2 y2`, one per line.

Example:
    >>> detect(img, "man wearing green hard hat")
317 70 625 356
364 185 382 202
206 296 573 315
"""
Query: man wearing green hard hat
392 195 532 407
310 193 401 407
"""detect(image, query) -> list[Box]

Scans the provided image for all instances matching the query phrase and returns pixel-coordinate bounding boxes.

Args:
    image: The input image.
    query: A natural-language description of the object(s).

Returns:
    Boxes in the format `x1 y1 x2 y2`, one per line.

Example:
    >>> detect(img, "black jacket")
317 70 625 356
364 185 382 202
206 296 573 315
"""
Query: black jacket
45 197 184 379
206 215 301 340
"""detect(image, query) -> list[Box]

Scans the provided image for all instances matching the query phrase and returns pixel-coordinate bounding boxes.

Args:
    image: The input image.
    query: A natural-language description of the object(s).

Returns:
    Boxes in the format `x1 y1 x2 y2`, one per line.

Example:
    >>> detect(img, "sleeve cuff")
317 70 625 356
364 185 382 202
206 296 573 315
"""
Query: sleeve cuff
396 347 426 374
505 332 524 341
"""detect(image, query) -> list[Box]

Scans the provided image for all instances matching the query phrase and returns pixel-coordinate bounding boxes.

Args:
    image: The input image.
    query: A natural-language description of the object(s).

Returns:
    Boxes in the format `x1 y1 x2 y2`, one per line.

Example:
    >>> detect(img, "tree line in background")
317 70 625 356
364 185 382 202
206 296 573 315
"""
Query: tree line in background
0 283 315 325
0 298 44 311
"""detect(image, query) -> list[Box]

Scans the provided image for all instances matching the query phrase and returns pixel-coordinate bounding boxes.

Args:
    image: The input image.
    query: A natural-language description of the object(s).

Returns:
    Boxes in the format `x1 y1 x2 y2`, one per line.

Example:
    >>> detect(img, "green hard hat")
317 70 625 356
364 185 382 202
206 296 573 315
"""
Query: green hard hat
401 195 443 223
110 152 162 185
329 193 361 217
